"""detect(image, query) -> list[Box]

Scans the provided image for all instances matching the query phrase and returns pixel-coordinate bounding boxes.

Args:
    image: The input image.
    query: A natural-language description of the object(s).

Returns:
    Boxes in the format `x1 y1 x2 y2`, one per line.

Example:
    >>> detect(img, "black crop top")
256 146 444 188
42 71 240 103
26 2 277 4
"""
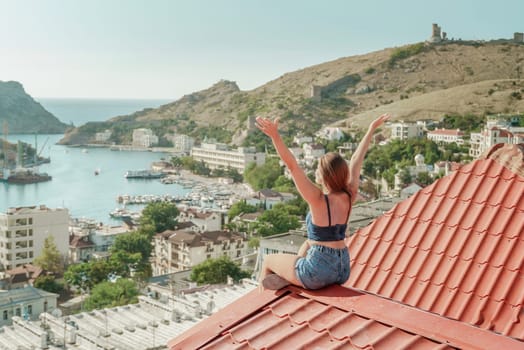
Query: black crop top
306 191 352 242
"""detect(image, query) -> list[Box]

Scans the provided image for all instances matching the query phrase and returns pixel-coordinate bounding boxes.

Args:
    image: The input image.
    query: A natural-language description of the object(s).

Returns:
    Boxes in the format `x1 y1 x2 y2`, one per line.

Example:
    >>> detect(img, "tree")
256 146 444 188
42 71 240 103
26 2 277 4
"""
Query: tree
83 278 139 310
190 256 251 285
227 200 257 220
139 202 179 237
255 207 301 236
64 262 92 290
33 235 63 275
110 231 153 278
34 275 63 294
243 158 282 190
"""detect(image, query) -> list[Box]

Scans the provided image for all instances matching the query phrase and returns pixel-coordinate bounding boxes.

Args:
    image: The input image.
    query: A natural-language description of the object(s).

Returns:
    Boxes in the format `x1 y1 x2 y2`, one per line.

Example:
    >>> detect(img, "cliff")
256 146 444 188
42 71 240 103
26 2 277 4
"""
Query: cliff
0 81 69 134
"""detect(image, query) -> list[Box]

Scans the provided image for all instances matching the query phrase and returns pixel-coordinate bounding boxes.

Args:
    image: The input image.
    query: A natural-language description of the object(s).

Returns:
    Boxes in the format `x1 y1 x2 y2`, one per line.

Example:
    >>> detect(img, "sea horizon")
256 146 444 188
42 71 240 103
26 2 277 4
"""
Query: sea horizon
37 97 173 127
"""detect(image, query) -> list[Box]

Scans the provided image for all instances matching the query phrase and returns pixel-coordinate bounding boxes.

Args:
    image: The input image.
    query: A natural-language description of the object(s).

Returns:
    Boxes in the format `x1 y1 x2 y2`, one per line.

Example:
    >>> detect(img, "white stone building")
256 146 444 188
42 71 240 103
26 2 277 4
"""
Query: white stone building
293 134 313 146
152 229 249 275
177 208 222 233
388 121 424 140
0 206 69 270
132 128 159 148
191 142 265 173
469 118 524 158
302 143 325 166
316 127 345 141
0 286 58 326
171 133 195 154
427 128 465 144
94 129 112 143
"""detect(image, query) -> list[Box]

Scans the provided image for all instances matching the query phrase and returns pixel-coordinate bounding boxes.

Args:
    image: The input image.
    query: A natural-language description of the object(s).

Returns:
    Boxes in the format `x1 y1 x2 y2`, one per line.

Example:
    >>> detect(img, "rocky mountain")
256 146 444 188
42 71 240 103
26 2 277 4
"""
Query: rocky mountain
0 81 69 134
61 39 524 145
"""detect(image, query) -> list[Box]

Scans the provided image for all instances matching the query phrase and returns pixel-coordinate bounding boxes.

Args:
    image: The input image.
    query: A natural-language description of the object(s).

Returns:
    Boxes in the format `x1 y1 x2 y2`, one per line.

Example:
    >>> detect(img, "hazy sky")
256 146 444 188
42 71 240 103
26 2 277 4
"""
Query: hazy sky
1 0 522 99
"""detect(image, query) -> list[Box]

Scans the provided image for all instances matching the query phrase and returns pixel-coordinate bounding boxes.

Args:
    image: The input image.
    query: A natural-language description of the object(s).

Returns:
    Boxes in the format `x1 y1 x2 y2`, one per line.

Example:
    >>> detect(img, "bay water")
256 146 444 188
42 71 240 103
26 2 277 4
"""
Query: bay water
0 98 189 225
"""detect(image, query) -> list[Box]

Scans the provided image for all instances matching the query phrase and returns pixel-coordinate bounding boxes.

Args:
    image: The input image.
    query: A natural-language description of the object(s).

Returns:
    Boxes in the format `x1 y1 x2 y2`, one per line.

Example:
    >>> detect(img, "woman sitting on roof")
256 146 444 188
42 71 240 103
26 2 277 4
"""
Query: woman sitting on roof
256 114 390 290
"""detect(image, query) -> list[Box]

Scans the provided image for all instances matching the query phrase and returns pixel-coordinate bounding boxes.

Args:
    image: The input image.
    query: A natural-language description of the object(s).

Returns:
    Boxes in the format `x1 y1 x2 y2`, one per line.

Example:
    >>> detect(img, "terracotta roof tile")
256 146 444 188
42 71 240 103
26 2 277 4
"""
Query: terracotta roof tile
346 151 524 340
169 286 523 350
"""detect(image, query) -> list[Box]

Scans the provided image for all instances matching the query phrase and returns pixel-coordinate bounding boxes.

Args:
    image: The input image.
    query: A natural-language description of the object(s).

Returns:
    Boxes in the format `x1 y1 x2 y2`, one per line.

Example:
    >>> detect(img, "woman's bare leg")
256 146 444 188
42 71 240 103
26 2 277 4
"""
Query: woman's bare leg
259 253 303 287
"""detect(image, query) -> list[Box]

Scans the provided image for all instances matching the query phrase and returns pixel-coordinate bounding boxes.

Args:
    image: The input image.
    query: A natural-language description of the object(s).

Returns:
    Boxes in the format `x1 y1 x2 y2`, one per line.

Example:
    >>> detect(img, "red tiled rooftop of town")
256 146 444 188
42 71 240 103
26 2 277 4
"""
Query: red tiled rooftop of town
346 145 524 339
168 144 524 349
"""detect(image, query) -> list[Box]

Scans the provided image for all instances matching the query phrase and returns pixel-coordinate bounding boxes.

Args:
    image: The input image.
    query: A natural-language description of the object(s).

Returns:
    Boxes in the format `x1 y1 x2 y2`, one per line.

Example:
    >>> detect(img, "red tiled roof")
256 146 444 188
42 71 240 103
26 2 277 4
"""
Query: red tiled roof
346 150 524 340
167 144 524 349
428 128 464 136
168 286 522 350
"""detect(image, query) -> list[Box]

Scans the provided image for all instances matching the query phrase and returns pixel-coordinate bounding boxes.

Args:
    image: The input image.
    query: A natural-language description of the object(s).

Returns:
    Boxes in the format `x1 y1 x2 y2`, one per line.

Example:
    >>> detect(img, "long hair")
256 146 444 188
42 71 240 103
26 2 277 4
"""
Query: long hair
318 152 351 194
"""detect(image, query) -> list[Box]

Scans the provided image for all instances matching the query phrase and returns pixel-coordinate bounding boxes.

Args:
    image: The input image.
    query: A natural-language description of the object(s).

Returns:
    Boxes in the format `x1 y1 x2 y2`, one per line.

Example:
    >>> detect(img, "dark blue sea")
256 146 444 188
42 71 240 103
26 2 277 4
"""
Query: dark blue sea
0 98 189 224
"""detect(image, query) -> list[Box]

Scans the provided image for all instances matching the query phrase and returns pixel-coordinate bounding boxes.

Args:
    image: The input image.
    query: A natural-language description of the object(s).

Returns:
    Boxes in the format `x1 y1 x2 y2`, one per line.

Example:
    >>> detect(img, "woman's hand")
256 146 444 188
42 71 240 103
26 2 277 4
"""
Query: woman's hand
256 116 280 139
369 113 391 131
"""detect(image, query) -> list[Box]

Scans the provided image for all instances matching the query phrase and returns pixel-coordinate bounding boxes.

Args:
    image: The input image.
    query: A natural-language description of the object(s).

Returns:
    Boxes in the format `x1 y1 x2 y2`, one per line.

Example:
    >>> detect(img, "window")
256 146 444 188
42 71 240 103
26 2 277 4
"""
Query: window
27 305 32 315
2 310 7 320
44 301 48 312
15 308 21 317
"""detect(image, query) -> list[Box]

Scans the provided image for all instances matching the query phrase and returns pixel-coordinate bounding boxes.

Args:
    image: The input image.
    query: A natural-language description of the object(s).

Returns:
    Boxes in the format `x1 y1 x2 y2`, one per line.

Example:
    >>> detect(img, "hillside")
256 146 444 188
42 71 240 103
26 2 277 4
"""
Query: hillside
60 40 524 145
0 81 70 134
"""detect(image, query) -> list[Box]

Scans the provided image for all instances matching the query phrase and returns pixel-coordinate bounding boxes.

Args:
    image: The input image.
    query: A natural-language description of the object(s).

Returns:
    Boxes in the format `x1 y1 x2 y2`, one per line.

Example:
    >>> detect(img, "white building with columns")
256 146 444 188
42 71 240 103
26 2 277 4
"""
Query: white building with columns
191 142 265 173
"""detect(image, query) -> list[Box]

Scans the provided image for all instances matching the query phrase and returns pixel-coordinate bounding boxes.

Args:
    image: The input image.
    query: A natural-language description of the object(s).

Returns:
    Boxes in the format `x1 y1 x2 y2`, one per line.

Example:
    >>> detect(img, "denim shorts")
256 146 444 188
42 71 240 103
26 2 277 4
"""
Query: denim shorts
295 244 350 290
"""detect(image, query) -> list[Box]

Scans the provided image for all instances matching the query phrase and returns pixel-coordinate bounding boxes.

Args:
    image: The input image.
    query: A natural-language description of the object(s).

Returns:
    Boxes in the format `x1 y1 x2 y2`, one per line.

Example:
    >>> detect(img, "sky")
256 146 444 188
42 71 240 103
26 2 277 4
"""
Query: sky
0 0 522 100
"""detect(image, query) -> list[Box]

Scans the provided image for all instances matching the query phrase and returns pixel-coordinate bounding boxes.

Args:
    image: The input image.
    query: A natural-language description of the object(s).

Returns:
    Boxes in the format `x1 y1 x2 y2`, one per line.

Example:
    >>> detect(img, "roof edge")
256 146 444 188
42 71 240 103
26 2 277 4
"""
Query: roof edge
167 286 292 350
298 286 523 350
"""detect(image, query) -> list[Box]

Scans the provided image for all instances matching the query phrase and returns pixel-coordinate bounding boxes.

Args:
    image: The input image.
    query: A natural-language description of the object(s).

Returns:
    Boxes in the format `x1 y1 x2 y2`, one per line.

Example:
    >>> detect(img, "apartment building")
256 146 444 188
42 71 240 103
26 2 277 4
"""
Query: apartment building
132 128 159 148
0 206 69 270
427 128 465 144
152 229 249 276
191 142 265 173
171 133 195 154
388 121 424 140
95 129 112 143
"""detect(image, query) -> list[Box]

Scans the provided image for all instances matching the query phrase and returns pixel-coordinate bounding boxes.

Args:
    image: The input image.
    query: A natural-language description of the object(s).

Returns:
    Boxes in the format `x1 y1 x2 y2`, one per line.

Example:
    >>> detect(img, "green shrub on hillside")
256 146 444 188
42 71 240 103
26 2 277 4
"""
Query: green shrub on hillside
389 43 426 67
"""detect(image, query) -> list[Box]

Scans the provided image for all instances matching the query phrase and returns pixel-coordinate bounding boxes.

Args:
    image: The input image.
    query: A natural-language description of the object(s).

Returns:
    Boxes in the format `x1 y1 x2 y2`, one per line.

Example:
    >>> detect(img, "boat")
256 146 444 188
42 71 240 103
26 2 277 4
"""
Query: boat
2 168 52 184
94 168 100 176
124 170 165 179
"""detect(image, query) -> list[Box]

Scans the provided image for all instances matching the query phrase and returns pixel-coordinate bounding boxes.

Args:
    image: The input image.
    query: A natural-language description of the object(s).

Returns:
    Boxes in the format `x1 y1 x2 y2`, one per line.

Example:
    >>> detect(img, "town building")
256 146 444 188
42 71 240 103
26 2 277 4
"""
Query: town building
69 234 95 263
170 133 194 154
302 143 325 167
292 134 313 146
0 206 69 271
0 264 47 290
152 229 250 276
316 126 345 141
94 129 111 143
68 218 134 260
469 117 524 157
426 128 465 144
177 208 222 233
132 128 159 148
0 286 58 326
387 121 424 140
191 142 265 173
